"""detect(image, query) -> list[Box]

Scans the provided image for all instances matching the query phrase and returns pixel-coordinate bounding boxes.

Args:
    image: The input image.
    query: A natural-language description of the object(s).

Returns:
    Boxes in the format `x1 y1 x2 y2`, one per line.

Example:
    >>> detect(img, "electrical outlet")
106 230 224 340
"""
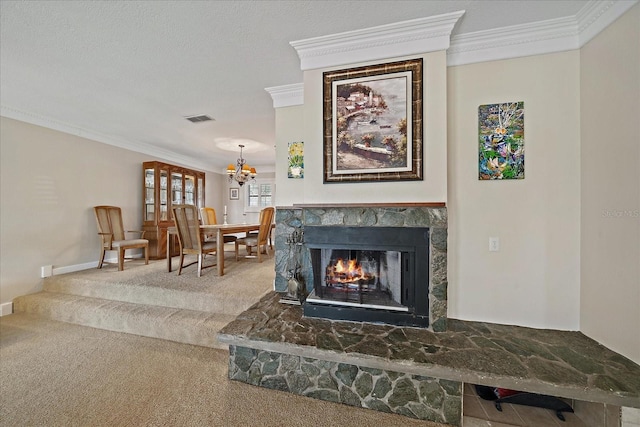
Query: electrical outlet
489 237 500 252
40 265 53 278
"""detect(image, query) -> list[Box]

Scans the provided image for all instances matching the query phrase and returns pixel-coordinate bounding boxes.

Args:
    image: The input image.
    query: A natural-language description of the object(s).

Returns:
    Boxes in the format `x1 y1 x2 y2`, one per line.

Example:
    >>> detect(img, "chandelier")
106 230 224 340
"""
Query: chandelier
226 144 257 186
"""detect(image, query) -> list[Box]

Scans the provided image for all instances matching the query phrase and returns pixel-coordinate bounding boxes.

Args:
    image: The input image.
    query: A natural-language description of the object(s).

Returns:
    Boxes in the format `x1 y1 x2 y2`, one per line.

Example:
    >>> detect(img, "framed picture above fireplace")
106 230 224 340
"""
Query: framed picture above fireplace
322 58 423 183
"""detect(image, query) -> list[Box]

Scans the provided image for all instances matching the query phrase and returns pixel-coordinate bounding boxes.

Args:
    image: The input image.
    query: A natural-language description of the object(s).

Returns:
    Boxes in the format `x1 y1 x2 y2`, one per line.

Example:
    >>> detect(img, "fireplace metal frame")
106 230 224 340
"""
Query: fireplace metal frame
304 226 430 327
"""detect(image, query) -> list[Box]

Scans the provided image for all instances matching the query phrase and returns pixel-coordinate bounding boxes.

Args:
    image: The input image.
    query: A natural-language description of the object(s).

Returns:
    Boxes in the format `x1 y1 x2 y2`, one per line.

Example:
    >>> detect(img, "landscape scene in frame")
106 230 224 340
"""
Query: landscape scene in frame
478 101 525 180
333 73 411 175
322 59 422 183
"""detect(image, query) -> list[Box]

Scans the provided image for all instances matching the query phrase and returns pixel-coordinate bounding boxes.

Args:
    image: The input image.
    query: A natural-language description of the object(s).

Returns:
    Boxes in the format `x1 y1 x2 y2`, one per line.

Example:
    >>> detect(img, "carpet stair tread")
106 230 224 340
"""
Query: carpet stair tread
42 269 262 315
13 291 237 349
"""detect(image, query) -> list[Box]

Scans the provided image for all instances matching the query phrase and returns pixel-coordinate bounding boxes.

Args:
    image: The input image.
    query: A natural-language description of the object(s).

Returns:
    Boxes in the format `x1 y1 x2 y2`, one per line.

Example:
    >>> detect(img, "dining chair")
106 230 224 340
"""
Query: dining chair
172 204 217 277
246 224 275 250
94 205 149 271
235 207 275 262
199 207 237 244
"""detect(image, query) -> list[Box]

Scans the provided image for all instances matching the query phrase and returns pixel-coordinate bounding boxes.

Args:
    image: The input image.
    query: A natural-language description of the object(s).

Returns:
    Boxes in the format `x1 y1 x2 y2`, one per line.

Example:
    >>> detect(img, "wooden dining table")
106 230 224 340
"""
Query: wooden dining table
166 223 260 276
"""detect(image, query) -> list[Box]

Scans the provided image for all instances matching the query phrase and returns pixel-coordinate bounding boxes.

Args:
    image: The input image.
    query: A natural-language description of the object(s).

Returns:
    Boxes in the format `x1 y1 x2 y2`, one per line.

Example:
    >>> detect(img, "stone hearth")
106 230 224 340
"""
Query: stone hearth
220 203 640 425
218 292 640 425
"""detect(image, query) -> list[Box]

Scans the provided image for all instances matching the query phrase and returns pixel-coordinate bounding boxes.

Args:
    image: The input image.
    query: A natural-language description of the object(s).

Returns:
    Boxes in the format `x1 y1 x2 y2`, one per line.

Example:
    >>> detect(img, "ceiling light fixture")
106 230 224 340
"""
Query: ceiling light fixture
226 144 257 186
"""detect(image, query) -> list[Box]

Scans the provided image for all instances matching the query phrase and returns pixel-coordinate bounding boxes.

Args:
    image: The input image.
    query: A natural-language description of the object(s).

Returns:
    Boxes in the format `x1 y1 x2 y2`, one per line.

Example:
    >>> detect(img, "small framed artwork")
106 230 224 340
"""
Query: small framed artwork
229 188 239 200
478 101 525 180
288 141 304 178
322 58 423 183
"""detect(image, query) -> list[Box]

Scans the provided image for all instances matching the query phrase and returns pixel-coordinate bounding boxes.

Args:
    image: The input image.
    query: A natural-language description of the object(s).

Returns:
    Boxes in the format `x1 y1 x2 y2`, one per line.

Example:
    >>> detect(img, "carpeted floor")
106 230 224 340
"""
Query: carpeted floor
2 253 445 426
0 313 445 427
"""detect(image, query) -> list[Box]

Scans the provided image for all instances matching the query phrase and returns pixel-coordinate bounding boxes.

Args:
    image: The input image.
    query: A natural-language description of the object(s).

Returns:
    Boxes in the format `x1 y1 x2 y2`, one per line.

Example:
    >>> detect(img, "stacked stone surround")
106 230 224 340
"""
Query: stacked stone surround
274 204 448 331
228 344 462 425
257 204 456 423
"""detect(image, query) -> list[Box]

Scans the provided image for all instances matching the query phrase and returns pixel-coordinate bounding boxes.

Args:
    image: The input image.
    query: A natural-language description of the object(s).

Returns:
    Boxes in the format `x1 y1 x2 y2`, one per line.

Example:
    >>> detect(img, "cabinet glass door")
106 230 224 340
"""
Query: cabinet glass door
184 174 195 205
160 169 168 221
144 168 155 221
171 172 183 206
197 177 204 208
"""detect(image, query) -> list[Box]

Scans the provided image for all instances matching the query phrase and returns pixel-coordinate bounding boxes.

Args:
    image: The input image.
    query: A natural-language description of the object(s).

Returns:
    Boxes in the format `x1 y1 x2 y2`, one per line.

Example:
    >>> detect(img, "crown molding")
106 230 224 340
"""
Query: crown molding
448 0 638 66
1 105 216 172
265 83 304 108
287 1 637 70
271 1 638 109
290 10 465 70
447 16 579 66
576 0 638 45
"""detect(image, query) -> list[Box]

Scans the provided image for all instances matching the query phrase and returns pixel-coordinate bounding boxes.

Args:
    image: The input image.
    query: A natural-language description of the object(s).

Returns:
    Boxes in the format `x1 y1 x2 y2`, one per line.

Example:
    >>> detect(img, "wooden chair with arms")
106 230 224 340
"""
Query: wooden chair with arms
172 204 217 277
235 207 274 262
199 207 237 244
94 205 149 271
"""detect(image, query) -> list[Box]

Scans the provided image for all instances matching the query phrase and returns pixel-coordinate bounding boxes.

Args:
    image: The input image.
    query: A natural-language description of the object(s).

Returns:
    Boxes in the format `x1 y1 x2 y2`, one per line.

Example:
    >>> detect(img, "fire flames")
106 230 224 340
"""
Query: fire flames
326 258 374 285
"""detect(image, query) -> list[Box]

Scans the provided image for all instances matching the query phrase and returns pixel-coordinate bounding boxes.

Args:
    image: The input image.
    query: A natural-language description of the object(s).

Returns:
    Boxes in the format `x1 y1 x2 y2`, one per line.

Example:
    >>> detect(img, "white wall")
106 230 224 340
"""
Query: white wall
205 172 227 219
272 6 640 361
273 6 639 352
580 4 640 364
274 105 305 207
0 117 222 309
276 48 583 330
447 51 582 330
290 51 448 205
270 9 639 359
223 172 276 225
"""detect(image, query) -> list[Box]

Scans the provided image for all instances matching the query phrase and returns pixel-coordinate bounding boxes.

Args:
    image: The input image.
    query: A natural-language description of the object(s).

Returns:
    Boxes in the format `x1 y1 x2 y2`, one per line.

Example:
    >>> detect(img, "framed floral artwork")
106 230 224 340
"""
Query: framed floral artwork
288 141 304 178
478 102 525 180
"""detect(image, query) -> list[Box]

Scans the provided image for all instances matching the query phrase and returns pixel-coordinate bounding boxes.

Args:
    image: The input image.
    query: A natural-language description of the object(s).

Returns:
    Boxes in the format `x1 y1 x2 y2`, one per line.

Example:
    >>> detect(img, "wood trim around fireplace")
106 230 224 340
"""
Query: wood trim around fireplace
289 202 446 208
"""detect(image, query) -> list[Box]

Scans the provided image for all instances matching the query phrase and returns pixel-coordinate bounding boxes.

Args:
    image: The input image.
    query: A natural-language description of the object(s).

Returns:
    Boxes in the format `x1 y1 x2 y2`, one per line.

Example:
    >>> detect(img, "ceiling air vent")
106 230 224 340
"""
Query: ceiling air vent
185 114 214 123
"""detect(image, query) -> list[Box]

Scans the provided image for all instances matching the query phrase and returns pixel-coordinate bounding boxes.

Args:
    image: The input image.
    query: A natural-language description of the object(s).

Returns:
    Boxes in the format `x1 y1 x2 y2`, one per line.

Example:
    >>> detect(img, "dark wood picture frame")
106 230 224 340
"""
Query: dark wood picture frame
323 58 423 183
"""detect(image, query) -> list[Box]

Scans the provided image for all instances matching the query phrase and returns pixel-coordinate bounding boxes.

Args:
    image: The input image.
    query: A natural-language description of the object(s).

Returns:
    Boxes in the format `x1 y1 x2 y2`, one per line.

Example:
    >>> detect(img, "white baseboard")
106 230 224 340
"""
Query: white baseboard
53 261 100 276
50 254 146 276
0 302 14 316
1 256 149 316
1 261 99 316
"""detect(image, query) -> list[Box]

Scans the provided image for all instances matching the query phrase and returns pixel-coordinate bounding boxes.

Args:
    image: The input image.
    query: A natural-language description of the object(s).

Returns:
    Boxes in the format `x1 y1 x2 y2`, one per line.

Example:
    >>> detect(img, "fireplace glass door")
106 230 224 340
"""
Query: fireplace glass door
316 248 406 311
304 226 429 327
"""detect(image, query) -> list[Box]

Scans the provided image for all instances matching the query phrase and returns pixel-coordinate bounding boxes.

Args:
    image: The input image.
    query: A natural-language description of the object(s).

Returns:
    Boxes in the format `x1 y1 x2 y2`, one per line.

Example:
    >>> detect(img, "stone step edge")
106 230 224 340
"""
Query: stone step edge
217 333 639 409
14 292 236 349
42 277 260 315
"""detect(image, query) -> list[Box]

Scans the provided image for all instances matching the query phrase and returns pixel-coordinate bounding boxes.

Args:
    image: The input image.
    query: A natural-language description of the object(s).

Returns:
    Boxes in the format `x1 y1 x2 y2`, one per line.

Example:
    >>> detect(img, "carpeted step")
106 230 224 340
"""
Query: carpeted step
13 291 236 349
43 275 251 315
41 259 271 315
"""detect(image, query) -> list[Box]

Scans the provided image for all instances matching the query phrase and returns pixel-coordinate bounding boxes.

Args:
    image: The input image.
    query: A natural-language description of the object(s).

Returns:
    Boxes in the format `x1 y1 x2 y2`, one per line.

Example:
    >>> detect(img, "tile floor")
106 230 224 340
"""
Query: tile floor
463 384 620 427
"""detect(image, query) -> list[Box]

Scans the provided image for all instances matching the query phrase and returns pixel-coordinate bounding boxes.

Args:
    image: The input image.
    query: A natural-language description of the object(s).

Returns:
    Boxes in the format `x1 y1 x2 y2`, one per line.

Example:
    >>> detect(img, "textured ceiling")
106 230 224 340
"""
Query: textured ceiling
1 1 591 172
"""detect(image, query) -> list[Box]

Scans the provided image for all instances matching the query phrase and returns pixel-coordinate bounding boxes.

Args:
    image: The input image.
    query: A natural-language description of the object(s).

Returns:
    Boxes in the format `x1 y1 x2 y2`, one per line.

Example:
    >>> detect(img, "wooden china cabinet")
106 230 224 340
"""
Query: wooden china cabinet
142 161 205 259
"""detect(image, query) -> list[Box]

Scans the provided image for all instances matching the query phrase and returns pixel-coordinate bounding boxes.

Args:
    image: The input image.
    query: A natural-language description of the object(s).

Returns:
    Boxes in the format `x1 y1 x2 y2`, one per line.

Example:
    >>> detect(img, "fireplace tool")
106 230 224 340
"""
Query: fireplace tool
284 228 307 304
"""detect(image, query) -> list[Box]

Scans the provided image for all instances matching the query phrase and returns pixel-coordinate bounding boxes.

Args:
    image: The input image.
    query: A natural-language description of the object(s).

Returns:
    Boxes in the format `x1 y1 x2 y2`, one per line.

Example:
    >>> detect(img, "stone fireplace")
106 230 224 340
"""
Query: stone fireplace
223 202 638 426
274 203 448 331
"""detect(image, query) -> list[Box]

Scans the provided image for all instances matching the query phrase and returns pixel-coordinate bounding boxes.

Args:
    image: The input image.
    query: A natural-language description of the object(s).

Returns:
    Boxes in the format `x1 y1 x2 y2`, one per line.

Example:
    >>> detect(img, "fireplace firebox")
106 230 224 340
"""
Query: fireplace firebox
304 226 430 327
